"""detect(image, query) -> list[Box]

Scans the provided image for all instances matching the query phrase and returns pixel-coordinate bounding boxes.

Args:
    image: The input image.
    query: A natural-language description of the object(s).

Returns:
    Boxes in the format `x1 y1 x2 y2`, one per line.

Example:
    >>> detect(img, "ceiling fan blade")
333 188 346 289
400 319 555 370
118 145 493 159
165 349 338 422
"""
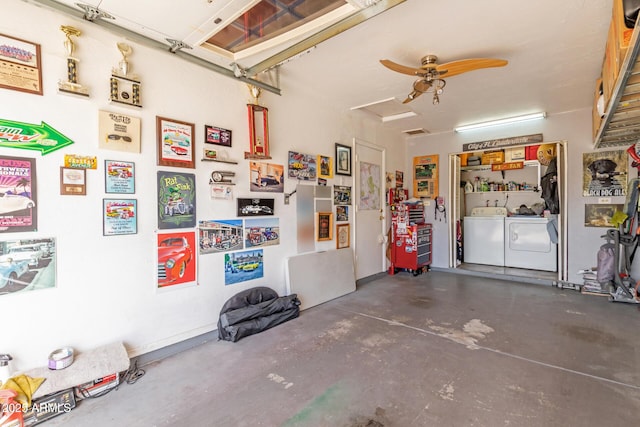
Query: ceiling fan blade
413 79 432 93
403 90 423 103
380 59 423 76
436 58 508 78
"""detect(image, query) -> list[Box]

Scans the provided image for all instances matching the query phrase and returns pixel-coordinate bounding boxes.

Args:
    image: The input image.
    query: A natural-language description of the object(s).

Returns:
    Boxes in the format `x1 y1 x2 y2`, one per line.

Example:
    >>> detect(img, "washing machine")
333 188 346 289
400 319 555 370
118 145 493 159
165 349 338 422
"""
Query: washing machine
504 216 557 271
463 207 508 266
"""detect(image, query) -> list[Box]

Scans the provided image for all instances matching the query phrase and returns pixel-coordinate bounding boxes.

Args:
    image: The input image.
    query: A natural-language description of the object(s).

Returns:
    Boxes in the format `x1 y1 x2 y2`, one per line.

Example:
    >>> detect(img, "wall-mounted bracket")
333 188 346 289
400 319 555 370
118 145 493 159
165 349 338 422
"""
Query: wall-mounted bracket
284 189 297 205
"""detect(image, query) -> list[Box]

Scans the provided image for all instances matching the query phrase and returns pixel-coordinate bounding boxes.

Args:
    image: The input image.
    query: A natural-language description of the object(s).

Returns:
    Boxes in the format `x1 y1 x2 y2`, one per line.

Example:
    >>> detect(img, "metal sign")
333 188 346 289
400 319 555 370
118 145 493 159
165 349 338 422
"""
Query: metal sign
462 134 543 152
0 118 74 154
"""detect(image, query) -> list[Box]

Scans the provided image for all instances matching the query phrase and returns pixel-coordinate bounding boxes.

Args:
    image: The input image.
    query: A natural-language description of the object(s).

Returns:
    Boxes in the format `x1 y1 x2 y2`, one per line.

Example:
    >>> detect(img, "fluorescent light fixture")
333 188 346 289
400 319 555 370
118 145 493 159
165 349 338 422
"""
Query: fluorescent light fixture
454 112 547 133
381 111 417 122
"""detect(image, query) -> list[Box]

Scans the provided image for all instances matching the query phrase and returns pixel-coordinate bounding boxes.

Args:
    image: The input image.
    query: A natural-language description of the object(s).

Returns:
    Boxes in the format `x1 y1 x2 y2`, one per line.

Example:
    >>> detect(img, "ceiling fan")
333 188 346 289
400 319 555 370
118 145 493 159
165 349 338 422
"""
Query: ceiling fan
380 55 508 104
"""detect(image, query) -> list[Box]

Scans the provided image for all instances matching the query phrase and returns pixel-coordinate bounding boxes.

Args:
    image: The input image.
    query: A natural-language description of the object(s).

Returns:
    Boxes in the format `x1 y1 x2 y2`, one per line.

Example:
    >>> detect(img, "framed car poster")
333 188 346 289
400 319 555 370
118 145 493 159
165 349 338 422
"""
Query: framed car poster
103 198 137 235
288 151 316 180
105 160 135 194
156 116 195 169
237 198 274 217
204 125 232 147
157 231 197 289
0 155 37 233
249 161 284 193
157 171 196 229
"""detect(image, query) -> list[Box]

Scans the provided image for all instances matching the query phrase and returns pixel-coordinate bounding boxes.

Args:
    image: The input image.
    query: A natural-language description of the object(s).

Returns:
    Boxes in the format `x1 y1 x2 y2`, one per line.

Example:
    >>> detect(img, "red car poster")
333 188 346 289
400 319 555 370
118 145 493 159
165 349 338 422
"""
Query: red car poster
157 231 197 289
0 155 37 233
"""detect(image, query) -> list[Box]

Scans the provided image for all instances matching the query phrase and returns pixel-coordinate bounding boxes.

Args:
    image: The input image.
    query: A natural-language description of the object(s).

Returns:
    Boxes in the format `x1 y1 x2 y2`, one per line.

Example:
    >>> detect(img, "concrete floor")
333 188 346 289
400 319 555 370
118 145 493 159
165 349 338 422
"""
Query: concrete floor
46 271 640 427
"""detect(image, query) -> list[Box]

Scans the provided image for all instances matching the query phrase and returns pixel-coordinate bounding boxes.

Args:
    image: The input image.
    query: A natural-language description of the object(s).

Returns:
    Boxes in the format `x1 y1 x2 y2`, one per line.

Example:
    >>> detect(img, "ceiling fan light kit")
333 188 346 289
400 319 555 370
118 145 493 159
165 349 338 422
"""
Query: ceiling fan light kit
454 112 547 133
380 54 508 105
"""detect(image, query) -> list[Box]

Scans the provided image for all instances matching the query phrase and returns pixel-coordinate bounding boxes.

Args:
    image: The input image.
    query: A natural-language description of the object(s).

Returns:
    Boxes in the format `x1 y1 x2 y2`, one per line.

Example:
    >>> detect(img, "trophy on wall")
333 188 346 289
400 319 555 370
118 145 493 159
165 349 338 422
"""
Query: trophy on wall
109 42 142 108
58 25 90 97
245 83 270 159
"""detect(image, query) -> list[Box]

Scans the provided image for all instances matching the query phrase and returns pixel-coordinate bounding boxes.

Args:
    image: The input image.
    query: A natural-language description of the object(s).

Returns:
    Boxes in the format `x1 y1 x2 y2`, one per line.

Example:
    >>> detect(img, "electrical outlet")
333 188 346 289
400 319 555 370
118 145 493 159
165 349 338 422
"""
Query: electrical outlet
284 194 290 205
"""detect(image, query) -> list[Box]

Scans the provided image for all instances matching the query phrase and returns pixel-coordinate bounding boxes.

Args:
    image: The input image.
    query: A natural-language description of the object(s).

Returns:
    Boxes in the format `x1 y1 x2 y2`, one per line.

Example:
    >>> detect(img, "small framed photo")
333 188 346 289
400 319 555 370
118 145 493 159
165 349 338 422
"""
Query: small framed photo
335 143 351 176
156 116 195 169
334 185 352 205
0 33 42 96
103 199 137 235
336 223 350 249
105 160 135 194
336 205 349 222
60 167 86 195
318 155 333 179
316 212 333 241
205 125 232 147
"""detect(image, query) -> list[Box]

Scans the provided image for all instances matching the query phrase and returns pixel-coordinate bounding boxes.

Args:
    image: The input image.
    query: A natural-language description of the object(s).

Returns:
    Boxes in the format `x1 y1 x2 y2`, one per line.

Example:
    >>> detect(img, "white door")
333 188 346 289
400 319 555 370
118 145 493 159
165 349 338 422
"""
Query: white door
448 154 461 267
354 138 386 280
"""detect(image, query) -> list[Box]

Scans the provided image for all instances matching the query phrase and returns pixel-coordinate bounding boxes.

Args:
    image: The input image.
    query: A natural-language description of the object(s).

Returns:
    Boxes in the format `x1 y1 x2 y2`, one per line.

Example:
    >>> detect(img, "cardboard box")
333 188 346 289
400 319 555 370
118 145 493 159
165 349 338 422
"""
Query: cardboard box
481 150 504 165
526 145 540 161
504 147 526 162
613 0 633 63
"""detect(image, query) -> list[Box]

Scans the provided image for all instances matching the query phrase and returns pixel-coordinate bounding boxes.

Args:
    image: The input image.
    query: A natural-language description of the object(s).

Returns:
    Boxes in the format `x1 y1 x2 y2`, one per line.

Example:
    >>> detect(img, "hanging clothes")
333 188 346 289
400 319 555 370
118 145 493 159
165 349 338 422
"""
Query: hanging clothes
540 157 559 214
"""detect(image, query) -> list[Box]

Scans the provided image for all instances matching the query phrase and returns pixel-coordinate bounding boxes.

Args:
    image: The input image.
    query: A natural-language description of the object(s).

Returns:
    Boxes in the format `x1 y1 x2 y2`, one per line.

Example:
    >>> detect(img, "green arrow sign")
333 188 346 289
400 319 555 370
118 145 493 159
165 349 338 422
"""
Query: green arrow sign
0 118 74 154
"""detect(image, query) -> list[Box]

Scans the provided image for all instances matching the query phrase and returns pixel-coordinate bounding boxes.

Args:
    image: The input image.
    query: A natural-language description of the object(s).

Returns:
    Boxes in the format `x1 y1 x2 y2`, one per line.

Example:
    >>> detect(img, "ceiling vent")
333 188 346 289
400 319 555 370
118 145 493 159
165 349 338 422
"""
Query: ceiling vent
351 97 418 122
402 128 429 136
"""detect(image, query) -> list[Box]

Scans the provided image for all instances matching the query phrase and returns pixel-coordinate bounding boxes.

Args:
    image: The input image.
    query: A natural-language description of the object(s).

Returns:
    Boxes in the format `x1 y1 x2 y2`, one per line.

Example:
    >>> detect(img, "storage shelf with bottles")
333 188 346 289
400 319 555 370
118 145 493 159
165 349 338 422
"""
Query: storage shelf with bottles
461 160 541 194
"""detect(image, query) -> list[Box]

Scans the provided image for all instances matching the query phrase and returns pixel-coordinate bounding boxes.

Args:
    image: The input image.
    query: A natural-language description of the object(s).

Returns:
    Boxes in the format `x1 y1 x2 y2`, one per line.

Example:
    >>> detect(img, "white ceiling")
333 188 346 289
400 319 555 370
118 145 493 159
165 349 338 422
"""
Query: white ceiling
31 0 613 136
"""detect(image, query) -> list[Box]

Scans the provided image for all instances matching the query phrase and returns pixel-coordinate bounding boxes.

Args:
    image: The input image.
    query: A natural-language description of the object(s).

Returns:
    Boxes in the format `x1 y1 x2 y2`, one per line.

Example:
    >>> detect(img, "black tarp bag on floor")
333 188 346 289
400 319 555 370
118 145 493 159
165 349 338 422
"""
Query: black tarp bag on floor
217 286 301 342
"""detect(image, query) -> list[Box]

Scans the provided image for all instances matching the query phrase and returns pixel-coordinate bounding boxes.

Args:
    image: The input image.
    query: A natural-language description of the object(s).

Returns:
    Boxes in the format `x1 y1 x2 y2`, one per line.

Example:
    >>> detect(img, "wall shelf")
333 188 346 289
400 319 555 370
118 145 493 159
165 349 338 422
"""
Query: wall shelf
201 158 238 164
594 12 640 148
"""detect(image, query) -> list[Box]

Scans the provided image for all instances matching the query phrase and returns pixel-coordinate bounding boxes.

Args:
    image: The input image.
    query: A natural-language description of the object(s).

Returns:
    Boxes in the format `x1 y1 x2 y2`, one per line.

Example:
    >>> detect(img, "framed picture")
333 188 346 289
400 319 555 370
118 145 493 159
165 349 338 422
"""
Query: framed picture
204 125 232 147
156 116 195 169
103 199 137 235
288 151 316 180
0 155 37 233
60 167 86 195
318 155 333 179
98 110 141 153
336 223 350 249
157 171 196 229
585 203 624 227
413 155 438 199
336 205 349 222
0 33 42 95
335 143 351 176
237 198 274 217
105 160 135 194
316 212 333 241
333 185 352 205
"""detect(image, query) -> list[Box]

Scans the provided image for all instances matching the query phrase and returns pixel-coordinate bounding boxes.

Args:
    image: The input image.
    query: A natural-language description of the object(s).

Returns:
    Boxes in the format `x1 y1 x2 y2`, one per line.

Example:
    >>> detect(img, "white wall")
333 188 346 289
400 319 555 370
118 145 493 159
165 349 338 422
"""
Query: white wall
406 109 624 285
2 0 405 371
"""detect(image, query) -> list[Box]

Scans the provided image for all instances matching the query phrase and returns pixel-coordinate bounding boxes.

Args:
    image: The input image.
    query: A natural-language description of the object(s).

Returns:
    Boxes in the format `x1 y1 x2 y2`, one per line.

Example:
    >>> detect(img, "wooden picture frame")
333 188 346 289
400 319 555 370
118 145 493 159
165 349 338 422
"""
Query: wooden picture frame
336 223 350 249
60 167 86 195
316 212 333 241
335 143 351 176
204 125 232 147
0 33 43 95
156 116 195 169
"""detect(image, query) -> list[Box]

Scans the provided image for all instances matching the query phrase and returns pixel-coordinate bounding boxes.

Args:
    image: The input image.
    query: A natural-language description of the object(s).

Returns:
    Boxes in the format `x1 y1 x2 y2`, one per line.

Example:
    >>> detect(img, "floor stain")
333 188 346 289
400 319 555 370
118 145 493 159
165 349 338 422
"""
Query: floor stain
267 372 294 389
437 381 455 401
429 319 494 349
321 319 354 340
359 333 394 348
346 407 389 427
556 324 621 345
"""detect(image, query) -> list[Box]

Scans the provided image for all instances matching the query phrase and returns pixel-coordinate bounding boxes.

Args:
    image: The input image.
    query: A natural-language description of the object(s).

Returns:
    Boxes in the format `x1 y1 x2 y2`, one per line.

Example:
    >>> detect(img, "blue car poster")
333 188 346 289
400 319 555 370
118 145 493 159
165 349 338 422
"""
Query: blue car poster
224 249 263 285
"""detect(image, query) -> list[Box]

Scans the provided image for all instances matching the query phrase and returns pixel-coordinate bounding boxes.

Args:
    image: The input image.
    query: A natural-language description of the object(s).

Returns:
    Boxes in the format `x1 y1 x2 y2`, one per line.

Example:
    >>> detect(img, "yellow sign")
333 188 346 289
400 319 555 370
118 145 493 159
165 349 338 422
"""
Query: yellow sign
64 154 97 169
492 161 523 171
